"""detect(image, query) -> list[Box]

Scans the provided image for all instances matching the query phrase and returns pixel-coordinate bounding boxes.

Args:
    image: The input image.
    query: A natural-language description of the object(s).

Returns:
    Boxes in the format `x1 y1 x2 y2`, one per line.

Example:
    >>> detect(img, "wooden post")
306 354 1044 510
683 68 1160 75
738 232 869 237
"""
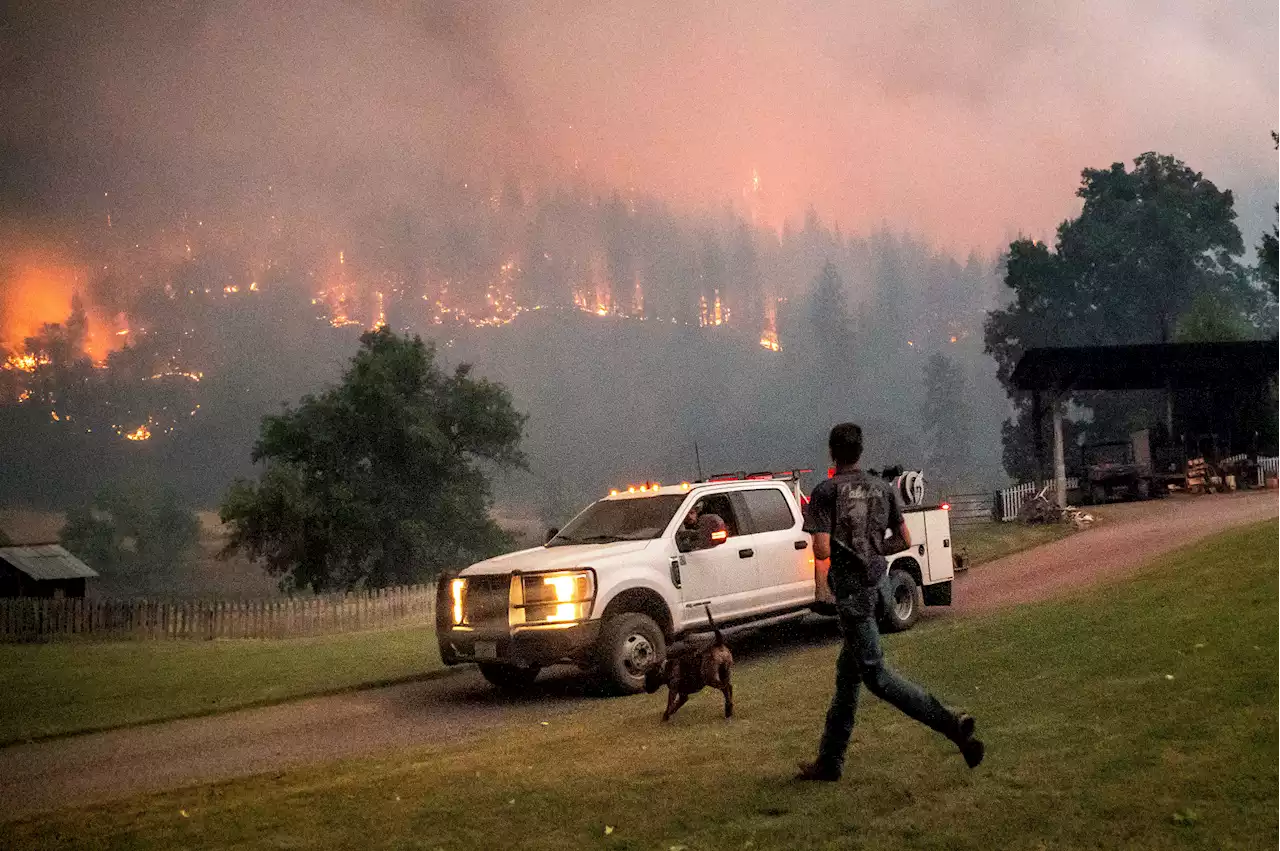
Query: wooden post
1052 393 1068 509
1032 391 1046 484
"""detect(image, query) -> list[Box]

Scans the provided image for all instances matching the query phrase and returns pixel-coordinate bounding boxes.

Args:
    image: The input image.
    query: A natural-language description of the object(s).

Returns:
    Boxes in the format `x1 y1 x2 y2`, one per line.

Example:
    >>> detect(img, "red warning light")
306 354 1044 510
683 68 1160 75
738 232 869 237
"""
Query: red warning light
827 467 835 478
941 502 951 511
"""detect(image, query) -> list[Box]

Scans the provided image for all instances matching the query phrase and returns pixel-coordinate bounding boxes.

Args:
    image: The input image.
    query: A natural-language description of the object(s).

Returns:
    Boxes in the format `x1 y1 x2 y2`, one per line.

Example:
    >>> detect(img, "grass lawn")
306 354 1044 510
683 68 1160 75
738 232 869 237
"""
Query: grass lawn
0 627 441 745
8 520 1276 850
952 519 1078 567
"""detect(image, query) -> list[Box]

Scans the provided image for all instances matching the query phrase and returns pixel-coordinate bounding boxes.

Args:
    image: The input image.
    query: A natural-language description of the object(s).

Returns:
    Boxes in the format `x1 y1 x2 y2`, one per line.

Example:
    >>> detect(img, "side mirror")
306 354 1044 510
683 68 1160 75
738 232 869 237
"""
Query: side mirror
675 514 727 552
544 527 559 545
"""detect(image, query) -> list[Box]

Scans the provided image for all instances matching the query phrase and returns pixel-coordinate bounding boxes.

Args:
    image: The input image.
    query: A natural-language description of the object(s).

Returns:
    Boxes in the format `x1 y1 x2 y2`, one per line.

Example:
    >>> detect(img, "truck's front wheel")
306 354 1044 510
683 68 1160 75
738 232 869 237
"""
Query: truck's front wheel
479 663 541 692
595 612 666 694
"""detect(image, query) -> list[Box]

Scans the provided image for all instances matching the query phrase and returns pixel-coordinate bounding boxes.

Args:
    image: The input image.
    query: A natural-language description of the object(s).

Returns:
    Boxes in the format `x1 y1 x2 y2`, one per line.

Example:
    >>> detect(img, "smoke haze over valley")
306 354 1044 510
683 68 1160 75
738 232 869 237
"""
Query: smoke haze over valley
0 0 1275 528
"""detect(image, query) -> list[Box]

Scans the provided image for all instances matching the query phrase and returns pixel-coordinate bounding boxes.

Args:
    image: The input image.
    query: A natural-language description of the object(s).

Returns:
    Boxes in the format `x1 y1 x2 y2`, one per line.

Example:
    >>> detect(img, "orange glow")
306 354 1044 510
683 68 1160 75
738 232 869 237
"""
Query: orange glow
124 423 151 441
711 530 728 541
0 255 122 363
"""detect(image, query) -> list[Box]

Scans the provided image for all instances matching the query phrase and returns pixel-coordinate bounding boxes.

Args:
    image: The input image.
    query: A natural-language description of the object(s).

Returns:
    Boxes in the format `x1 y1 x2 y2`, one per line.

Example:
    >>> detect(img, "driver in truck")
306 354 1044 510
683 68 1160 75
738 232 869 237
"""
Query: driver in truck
796 422 985 782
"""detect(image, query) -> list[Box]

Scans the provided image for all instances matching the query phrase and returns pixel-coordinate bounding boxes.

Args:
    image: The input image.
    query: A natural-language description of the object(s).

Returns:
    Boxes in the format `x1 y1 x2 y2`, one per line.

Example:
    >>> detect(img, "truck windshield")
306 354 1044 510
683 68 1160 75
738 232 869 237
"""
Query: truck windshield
547 494 687 546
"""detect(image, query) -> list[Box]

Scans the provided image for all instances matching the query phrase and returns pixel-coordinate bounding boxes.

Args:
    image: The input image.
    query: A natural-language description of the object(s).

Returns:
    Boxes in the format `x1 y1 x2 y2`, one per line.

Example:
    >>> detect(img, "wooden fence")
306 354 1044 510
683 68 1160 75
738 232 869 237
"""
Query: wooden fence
0 584 437 643
997 478 1081 521
941 493 995 527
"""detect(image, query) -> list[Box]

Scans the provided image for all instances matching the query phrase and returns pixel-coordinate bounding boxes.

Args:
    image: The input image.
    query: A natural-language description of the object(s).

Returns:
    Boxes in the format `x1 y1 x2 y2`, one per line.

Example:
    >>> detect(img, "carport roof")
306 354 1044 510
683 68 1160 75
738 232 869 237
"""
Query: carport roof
0 545 98 580
1010 340 1278 392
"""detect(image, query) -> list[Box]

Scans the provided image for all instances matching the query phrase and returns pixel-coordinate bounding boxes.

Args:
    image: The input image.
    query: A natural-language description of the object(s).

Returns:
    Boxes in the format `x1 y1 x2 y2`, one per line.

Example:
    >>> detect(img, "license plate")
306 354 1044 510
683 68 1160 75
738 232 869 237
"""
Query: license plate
474 641 497 660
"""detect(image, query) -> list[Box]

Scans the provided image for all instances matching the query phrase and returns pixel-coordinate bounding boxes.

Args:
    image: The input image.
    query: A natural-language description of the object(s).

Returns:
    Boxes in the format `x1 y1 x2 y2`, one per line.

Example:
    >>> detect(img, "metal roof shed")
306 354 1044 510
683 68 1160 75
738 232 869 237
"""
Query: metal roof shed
0 544 98 598
1010 340 1278 393
1009 340 1278 505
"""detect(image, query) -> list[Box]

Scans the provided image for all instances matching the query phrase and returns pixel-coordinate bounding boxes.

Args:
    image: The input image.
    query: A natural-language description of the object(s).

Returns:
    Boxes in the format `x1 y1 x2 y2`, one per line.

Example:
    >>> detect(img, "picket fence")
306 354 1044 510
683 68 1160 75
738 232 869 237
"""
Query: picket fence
1258 456 1280 486
0 584 437 643
997 478 1081 522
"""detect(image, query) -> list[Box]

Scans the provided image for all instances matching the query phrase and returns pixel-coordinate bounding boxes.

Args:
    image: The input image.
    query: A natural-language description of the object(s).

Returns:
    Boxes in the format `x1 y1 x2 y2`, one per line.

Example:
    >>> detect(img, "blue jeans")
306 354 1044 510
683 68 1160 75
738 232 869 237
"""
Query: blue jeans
817 570 959 771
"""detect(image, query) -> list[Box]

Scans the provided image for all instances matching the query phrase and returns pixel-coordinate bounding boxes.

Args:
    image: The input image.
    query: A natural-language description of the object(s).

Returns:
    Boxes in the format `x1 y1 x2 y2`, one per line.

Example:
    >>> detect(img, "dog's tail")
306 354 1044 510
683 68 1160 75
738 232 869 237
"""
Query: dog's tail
703 603 725 646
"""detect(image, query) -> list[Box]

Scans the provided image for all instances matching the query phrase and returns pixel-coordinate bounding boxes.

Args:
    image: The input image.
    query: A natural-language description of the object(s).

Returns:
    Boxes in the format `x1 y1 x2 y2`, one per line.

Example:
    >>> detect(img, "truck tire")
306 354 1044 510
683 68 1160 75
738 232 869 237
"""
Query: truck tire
880 569 922 633
479 663 541 692
595 612 666 695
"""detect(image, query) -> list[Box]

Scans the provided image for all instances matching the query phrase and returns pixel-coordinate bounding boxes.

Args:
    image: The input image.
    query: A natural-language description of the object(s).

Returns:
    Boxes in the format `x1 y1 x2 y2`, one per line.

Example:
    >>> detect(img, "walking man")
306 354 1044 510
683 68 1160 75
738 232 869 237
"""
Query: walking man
797 423 984 781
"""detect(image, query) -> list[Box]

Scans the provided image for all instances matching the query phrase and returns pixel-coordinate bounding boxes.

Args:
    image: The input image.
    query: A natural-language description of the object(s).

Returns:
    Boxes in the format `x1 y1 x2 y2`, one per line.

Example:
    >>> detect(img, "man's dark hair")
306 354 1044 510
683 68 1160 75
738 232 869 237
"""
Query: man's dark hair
828 423 864 467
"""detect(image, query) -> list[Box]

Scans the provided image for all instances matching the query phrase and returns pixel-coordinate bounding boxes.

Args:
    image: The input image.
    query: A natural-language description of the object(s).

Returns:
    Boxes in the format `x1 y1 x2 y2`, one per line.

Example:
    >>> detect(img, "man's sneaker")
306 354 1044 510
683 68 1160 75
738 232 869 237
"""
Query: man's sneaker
795 761 841 782
960 737 985 769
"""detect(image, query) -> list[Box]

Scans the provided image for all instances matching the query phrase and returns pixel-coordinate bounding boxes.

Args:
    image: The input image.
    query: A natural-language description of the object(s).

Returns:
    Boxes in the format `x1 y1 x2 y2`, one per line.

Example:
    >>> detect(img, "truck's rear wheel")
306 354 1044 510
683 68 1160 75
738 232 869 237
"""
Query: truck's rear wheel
479 663 541 692
880 569 922 632
595 612 666 695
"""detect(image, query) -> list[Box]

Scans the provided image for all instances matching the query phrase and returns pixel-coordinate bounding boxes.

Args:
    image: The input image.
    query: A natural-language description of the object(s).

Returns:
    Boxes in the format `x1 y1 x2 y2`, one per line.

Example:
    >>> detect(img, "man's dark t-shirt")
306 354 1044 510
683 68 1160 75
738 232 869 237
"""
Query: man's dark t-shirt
803 469 905 593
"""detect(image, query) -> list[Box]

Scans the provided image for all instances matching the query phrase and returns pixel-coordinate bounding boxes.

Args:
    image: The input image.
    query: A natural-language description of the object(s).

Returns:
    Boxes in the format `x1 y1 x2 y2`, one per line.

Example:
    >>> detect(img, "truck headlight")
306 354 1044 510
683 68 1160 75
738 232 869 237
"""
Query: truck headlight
450 577 467 626
513 570 595 626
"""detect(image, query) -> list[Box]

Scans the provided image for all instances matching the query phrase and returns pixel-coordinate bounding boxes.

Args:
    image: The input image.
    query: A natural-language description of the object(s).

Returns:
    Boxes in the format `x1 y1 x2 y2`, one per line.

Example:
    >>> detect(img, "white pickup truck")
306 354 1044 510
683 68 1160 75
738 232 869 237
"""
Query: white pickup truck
436 471 955 693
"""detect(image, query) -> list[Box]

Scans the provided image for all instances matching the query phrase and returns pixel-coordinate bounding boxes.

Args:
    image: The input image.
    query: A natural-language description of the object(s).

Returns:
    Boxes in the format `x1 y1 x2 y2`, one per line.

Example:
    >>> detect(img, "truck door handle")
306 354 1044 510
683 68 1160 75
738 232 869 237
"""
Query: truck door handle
918 544 925 556
794 540 808 550
738 548 754 558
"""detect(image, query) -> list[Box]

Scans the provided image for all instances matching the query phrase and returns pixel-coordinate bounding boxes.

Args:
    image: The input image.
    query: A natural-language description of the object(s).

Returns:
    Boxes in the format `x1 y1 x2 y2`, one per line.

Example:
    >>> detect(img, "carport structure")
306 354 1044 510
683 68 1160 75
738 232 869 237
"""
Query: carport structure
1009 340 1279 506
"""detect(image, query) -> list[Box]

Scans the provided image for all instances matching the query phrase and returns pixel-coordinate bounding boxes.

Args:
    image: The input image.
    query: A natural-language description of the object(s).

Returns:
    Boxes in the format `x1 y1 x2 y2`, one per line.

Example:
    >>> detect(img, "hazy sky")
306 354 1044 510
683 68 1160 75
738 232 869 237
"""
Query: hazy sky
2 0 1276 252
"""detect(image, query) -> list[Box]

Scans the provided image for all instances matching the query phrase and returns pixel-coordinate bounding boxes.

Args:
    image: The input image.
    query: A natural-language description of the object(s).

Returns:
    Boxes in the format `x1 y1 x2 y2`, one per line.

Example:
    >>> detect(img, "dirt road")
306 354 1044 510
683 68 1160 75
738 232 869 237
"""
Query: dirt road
1 491 1273 820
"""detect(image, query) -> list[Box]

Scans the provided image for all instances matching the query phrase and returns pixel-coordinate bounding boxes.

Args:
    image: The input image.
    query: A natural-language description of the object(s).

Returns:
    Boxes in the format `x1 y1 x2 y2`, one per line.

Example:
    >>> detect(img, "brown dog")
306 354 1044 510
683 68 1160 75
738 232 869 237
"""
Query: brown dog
644 604 734 721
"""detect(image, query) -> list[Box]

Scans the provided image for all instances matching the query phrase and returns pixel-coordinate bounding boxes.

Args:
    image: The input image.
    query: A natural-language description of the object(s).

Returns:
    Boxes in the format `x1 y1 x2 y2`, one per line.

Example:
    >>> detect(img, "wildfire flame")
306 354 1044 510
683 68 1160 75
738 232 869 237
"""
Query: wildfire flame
0 255 124 363
3 353 42 372
124 423 151 441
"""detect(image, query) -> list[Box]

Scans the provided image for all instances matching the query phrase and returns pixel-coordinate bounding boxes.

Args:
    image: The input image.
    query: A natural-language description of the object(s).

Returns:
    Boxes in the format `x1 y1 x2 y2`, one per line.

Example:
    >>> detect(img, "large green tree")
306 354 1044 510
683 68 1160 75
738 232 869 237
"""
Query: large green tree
985 152 1265 477
1257 132 1279 300
219 329 526 591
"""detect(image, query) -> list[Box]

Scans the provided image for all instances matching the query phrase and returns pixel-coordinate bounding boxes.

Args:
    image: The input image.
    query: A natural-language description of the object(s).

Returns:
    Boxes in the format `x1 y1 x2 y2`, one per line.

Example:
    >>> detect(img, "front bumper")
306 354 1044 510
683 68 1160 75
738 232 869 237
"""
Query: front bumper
438 620 603 668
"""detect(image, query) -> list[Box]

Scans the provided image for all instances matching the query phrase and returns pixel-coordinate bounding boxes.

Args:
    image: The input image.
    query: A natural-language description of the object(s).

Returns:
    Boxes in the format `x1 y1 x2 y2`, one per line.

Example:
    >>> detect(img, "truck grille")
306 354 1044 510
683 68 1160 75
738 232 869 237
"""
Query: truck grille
466 574 511 628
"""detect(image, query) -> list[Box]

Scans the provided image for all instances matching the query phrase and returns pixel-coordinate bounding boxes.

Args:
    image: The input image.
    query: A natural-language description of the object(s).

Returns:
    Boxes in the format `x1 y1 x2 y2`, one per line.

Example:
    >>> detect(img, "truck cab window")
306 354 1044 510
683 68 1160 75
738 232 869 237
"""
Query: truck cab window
739 488 797 533
691 494 741 538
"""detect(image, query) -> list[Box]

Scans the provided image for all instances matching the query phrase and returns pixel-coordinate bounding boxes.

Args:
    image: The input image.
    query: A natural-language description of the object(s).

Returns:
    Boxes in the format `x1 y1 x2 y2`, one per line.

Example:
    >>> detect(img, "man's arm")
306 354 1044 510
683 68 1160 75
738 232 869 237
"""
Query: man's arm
811 532 831 561
802 483 834 561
